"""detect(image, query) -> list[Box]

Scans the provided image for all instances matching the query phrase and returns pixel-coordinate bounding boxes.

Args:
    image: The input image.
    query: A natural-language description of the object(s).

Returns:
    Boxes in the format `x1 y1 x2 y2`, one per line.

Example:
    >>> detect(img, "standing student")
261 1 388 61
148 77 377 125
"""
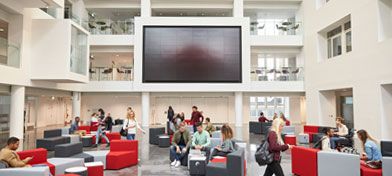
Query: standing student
123 107 146 140
258 112 270 123
272 113 278 120
330 117 349 149
263 119 292 176
167 106 175 122
357 129 382 162
98 108 105 120
93 113 110 148
209 124 235 160
104 113 114 132
190 106 204 132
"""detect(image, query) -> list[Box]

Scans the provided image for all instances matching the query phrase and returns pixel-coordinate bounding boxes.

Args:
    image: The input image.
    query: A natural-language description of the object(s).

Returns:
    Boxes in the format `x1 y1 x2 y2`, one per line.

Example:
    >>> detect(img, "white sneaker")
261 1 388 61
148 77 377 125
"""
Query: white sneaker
171 160 177 166
175 161 181 167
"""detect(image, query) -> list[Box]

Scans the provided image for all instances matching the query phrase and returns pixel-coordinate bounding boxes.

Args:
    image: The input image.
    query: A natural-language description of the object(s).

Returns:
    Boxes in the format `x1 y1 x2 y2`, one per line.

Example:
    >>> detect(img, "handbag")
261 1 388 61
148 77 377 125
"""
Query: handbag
120 119 129 136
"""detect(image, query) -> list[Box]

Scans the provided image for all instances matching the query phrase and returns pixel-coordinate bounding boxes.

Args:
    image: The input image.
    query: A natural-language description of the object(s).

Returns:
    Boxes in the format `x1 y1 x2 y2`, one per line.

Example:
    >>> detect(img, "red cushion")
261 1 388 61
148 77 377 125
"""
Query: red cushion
284 135 296 146
360 161 382 176
86 164 104 176
17 148 47 164
210 157 227 163
106 151 138 170
304 125 319 133
110 140 138 152
58 174 80 176
292 146 319 176
79 126 91 133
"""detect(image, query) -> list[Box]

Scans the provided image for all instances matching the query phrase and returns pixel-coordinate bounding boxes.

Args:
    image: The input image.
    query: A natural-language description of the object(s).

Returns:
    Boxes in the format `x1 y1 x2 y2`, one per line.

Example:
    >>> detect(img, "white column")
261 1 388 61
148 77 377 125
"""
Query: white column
141 0 151 17
10 86 25 150
233 0 244 17
235 92 243 127
142 92 150 127
72 92 81 118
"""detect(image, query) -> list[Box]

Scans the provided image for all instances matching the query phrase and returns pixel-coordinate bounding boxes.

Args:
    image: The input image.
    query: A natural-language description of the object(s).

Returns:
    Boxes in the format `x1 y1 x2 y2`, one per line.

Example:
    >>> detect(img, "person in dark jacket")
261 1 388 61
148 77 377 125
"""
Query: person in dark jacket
104 113 114 132
264 118 292 176
190 106 204 132
167 106 175 122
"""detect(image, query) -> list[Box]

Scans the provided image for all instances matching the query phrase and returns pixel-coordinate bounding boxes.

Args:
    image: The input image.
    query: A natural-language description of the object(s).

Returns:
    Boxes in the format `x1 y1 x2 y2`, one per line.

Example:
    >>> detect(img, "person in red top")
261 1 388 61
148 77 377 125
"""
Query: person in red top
190 106 204 132
258 112 270 123
264 118 292 176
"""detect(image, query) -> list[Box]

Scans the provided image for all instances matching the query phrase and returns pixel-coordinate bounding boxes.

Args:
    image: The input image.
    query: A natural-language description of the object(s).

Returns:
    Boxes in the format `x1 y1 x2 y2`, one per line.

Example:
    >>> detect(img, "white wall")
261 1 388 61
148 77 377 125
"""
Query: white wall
303 0 392 139
381 84 392 140
81 93 142 123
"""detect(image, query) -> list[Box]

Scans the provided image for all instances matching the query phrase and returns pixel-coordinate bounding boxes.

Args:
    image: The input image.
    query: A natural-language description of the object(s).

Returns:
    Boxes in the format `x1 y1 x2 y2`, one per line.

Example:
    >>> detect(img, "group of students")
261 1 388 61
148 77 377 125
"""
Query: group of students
258 112 291 126
167 106 216 134
319 117 382 163
169 122 234 167
69 107 145 147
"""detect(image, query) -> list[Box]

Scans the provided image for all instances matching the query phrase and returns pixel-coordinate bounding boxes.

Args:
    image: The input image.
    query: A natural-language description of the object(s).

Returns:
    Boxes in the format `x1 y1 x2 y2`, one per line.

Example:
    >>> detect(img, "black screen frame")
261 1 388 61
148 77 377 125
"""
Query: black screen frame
142 26 242 83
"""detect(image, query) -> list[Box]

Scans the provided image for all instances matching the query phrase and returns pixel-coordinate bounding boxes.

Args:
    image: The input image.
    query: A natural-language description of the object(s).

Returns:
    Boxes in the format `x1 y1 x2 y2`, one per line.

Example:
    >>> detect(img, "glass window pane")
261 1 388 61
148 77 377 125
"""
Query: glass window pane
328 39 332 58
346 31 352 52
332 36 342 57
257 97 266 106
250 97 256 103
267 97 275 106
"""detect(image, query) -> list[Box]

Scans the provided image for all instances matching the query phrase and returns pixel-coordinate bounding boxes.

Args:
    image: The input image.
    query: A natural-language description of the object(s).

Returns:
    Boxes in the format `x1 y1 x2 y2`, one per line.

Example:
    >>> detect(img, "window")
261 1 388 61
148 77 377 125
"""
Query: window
377 0 392 41
249 96 289 120
327 21 351 59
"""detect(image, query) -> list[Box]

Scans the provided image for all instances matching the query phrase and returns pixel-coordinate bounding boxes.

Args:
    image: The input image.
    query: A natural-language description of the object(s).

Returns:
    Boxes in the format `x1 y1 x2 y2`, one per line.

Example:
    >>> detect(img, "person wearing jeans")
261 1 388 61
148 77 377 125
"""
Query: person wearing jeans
123 107 145 140
93 116 110 147
170 122 191 167
330 117 349 149
191 122 211 162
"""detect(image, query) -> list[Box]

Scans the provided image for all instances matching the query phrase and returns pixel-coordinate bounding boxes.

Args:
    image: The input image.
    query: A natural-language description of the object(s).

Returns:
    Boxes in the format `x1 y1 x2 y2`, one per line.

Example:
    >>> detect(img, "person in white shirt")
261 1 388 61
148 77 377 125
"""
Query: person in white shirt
330 117 349 149
90 113 98 123
321 127 337 152
123 107 145 140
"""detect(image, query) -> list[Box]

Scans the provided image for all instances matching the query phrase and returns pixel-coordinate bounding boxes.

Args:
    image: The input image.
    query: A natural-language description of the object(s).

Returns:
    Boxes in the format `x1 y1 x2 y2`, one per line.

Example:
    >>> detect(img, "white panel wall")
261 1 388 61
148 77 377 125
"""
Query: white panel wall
381 84 392 140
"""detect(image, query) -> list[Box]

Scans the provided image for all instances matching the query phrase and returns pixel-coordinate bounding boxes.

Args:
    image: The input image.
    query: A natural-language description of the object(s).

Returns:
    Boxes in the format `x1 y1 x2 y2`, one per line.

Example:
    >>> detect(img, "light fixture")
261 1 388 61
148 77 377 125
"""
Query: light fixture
116 54 119 57
0 28 4 32
90 54 94 58
179 13 183 16
51 96 55 100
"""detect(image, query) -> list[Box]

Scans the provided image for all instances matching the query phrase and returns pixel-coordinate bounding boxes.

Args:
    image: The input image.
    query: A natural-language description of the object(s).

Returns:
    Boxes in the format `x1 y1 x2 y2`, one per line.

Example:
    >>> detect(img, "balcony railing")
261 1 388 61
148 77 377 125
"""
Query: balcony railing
89 67 133 81
87 19 135 35
250 67 304 81
250 20 302 36
0 38 20 68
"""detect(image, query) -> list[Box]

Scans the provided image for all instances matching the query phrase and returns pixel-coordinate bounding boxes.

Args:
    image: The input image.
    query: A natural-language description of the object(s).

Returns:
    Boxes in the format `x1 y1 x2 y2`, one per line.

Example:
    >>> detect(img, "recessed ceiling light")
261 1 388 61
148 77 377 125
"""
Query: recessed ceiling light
0 28 4 32
116 54 119 57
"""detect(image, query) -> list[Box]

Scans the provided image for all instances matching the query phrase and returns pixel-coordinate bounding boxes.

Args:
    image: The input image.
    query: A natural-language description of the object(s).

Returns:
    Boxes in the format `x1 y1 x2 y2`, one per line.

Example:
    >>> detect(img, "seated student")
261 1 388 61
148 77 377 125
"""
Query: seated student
209 124 236 160
321 127 337 152
0 137 33 167
330 117 349 149
191 122 211 158
279 113 290 126
69 116 86 136
90 113 98 123
170 122 192 167
204 117 216 135
258 112 270 123
357 129 382 162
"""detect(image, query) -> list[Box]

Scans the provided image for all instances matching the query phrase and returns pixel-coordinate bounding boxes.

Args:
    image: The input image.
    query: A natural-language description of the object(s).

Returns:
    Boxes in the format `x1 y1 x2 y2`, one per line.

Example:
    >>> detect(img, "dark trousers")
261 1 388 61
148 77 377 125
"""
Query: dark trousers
170 145 188 161
193 124 197 132
264 160 284 176
209 148 230 160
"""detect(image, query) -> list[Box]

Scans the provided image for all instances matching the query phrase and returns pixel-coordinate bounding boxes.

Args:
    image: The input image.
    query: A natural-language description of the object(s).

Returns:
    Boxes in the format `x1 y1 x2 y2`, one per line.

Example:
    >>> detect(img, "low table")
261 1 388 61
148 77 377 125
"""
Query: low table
81 136 93 147
189 155 207 176
298 133 309 144
158 135 170 148
65 166 88 176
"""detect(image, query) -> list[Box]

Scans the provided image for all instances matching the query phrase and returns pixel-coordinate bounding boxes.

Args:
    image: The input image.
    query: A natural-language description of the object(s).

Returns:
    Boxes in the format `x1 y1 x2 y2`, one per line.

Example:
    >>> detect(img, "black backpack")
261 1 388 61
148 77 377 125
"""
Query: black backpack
255 135 274 166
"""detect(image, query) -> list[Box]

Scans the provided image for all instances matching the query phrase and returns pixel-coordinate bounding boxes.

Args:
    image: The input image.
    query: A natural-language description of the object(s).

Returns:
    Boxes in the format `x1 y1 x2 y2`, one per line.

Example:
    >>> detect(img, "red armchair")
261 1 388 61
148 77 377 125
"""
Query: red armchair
78 125 91 134
292 146 319 176
106 140 138 170
17 148 55 175
304 125 319 142
360 161 382 176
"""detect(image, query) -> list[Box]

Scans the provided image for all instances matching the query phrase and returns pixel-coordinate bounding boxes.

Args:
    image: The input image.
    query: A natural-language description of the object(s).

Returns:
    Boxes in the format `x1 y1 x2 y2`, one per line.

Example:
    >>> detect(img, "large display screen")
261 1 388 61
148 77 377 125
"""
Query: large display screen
143 26 242 83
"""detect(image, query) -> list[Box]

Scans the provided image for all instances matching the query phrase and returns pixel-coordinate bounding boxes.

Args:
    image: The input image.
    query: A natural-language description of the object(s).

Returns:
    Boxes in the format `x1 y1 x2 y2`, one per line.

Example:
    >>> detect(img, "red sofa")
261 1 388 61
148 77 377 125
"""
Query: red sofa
92 132 121 144
106 140 138 170
360 161 382 176
78 125 92 134
304 125 319 142
292 146 319 176
184 119 193 125
17 148 55 176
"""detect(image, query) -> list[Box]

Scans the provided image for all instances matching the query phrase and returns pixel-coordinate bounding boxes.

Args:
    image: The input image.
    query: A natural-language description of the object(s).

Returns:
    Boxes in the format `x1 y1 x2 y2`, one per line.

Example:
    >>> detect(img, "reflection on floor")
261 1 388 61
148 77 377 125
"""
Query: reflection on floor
23 124 295 176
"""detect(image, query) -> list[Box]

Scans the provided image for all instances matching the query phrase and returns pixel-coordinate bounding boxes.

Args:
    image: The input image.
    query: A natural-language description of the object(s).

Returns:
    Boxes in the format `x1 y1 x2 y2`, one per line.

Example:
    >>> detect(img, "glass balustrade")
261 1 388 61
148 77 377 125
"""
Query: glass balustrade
249 20 302 36
89 67 133 81
70 26 88 75
0 37 20 68
250 67 304 81
87 19 135 35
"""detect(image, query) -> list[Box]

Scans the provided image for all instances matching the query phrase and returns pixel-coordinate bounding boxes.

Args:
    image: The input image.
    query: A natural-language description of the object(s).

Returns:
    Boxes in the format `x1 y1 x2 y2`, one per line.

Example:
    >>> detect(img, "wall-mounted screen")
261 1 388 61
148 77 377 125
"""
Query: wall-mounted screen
143 26 242 83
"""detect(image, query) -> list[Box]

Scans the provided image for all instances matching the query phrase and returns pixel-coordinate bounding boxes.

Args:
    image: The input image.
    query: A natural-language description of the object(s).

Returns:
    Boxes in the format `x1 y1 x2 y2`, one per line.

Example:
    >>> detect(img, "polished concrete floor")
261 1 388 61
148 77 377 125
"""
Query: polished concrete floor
22 124 297 176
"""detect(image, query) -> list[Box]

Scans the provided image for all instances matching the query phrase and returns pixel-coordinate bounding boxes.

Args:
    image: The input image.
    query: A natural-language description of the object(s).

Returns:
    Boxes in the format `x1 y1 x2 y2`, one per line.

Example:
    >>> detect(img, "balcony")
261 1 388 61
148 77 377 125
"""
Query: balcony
89 67 133 81
250 67 304 82
0 37 20 68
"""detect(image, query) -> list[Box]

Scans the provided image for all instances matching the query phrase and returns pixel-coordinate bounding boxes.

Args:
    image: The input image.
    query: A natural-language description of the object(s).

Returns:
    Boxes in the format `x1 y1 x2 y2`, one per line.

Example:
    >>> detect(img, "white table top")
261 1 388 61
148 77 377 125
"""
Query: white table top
85 161 104 167
65 166 87 172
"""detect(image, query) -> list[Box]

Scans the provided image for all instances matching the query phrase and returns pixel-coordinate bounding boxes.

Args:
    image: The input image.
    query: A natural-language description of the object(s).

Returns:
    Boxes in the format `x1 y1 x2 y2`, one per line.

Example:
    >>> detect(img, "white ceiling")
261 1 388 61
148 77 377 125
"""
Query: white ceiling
87 8 140 21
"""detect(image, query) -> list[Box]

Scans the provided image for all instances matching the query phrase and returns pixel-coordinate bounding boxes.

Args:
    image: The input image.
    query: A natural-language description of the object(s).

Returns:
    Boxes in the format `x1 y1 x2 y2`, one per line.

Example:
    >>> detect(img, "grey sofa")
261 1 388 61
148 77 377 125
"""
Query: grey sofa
383 157 392 176
54 142 94 162
0 167 51 176
149 127 165 145
206 148 245 176
249 121 271 134
381 141 392 156
36 129 70 151
317 151 360 176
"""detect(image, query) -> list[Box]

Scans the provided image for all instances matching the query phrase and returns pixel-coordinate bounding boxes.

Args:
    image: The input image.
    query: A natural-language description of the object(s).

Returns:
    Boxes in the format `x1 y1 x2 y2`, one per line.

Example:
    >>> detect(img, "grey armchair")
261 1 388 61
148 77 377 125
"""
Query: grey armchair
36 129 70 151
206 148 245 176
54 142 94 162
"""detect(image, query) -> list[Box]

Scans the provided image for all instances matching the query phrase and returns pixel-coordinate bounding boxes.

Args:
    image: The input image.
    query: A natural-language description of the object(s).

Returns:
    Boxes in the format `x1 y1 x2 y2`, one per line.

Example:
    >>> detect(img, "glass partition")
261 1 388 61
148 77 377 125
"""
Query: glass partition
250 19 302 36
250 96 290 121
250 66 304 81
89 67 133 81
0 37 20 68
70 26 88 75
87 19 135 35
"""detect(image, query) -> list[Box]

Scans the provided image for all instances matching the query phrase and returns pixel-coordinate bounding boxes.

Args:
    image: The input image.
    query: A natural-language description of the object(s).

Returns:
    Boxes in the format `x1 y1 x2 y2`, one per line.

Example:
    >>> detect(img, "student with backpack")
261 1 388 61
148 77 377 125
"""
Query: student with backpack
263 118 292 176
